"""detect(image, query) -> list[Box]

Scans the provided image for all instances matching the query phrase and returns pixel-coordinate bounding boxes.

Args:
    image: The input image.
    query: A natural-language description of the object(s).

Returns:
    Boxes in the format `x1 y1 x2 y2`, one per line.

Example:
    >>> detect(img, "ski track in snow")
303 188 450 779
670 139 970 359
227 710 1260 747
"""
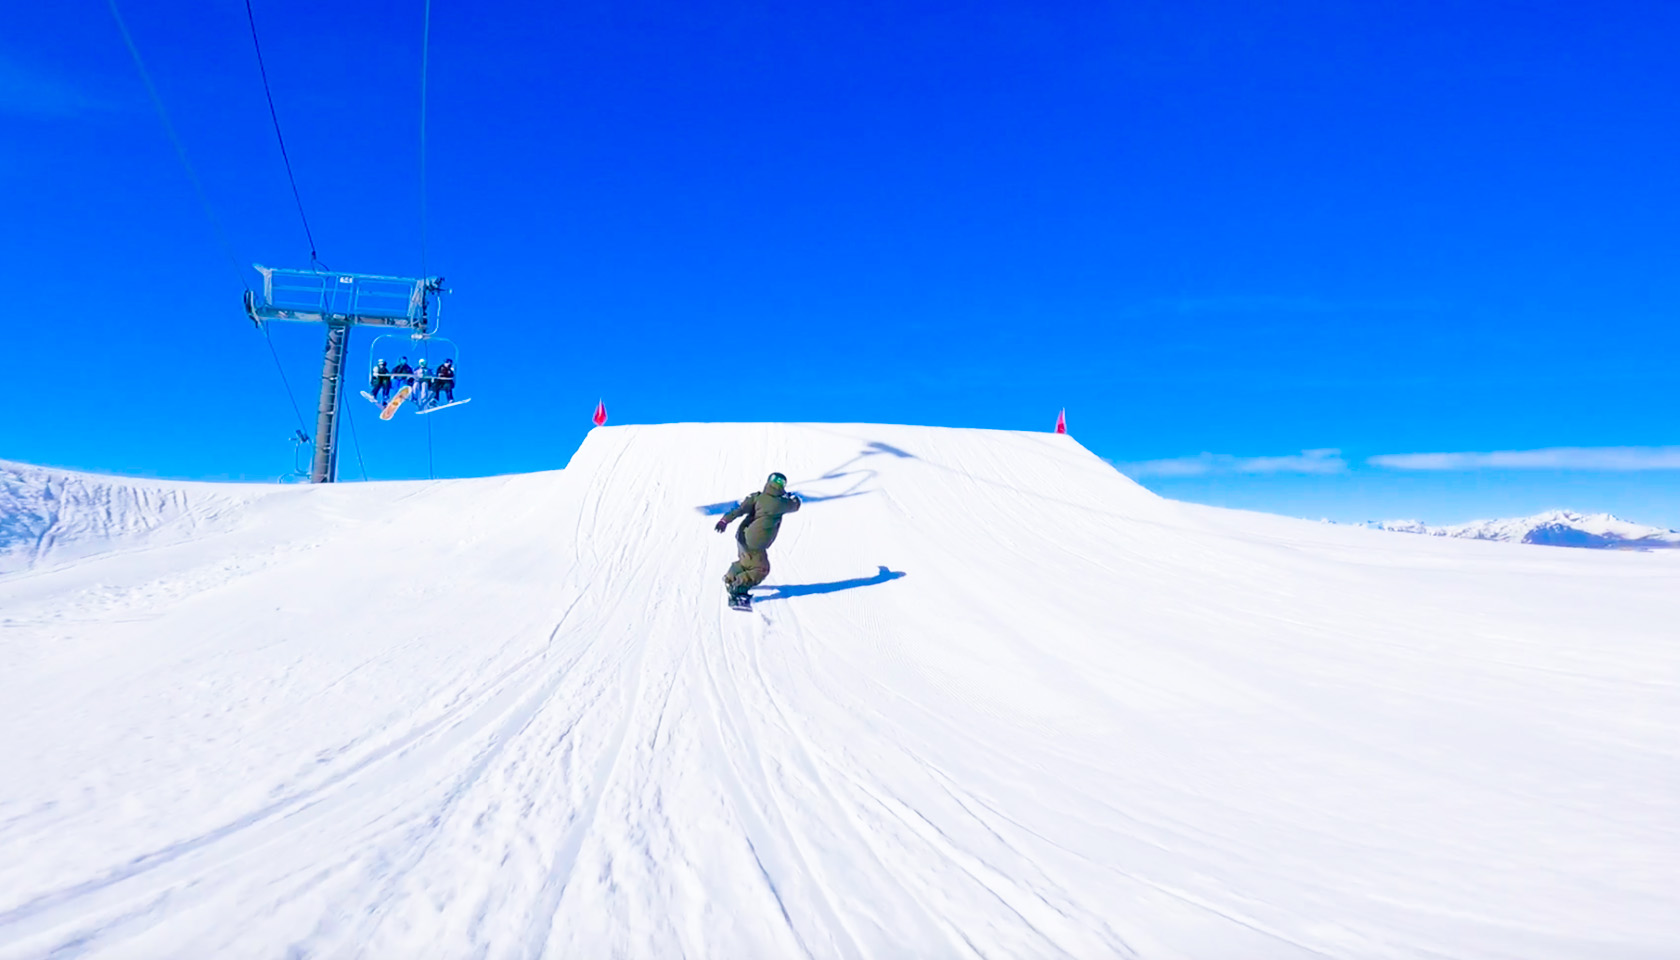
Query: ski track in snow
1 424 1677 959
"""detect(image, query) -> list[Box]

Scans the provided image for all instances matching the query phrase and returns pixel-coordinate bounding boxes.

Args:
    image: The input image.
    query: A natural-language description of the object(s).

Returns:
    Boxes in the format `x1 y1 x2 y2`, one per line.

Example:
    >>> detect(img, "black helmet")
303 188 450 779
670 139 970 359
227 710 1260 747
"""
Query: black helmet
767 472 787 487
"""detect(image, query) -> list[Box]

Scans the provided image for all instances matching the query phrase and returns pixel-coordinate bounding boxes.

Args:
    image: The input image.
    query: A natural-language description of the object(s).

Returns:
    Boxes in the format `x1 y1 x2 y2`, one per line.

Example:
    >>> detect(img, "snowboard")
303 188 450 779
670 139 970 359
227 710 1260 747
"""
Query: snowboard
727 594 752 612
360 390 385 406
379 385 412 421
415 397 472 415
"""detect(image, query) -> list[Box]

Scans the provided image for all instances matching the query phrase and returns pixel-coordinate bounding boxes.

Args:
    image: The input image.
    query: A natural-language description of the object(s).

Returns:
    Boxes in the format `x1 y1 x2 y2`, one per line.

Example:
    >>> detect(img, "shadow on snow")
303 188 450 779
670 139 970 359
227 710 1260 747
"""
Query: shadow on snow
695 440 918 515
755 566 906 602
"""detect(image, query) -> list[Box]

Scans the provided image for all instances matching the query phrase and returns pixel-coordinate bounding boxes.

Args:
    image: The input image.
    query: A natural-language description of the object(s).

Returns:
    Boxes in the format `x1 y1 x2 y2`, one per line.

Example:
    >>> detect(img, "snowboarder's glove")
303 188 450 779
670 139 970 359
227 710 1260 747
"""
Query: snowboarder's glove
714 518 729 533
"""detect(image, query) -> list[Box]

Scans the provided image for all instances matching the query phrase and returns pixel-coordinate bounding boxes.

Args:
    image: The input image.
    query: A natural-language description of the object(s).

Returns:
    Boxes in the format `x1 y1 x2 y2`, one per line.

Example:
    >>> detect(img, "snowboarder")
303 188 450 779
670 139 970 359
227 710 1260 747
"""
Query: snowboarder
714 471 801 610
433 359 455 404
414 358 431 407
370 359 393 402
391 357 414 394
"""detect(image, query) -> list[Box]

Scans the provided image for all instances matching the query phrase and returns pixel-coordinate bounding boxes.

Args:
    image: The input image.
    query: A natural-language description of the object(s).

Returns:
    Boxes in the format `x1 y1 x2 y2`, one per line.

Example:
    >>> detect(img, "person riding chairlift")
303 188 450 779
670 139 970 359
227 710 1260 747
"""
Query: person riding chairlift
433 358 456 405
415 358 431 407
370 359 392 402
391 357 414 397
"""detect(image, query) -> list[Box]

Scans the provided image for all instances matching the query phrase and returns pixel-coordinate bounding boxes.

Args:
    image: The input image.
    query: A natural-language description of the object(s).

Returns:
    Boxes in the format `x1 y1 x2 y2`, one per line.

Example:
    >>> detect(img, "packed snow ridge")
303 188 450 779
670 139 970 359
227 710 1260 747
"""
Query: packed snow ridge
0 460 268 574
1370 509 1680 550
2 423 1677 960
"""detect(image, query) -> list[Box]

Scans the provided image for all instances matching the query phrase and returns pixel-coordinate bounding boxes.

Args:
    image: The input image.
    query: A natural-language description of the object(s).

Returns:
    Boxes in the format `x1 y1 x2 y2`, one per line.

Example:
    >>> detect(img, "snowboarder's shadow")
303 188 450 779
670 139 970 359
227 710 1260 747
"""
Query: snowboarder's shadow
755 565 906 602
695 441 917 515
859 441 914 459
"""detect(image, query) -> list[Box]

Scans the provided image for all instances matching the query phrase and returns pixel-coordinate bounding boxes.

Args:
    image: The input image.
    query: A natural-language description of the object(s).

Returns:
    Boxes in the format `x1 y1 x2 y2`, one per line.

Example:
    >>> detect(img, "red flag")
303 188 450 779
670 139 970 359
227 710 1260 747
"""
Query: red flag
1054 409 1066 434
592 400 607 427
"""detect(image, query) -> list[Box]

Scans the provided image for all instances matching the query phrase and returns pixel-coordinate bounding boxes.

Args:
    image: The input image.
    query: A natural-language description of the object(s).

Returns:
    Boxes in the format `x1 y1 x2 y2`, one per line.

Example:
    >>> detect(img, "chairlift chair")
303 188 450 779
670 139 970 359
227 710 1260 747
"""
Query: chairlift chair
365 332 469 414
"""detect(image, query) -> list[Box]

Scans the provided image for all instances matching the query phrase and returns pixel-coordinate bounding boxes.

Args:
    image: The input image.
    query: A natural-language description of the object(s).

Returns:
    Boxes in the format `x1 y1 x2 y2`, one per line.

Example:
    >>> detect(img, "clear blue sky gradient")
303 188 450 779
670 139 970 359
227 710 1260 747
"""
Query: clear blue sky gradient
3 0 1676 526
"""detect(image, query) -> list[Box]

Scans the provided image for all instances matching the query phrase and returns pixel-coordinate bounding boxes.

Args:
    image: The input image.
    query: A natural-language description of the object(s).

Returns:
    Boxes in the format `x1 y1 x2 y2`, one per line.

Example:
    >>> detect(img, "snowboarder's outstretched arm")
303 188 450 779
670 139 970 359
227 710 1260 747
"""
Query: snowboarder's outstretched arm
715 493 758 532
720 494 754 524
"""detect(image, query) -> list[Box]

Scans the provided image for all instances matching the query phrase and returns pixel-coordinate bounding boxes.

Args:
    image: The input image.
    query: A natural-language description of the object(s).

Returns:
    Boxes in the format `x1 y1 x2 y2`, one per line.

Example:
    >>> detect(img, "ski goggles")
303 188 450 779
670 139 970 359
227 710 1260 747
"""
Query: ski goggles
767 472 787 486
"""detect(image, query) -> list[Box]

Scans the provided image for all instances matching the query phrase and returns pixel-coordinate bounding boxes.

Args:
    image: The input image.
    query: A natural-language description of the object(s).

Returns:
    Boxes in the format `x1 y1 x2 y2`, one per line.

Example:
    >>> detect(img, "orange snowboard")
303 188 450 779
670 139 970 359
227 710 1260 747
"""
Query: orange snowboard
379 384 412 421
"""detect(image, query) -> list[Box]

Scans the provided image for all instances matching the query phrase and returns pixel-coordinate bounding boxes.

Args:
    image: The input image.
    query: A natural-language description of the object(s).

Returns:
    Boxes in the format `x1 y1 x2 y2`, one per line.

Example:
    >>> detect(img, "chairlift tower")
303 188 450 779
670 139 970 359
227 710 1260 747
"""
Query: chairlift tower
244 265 446 482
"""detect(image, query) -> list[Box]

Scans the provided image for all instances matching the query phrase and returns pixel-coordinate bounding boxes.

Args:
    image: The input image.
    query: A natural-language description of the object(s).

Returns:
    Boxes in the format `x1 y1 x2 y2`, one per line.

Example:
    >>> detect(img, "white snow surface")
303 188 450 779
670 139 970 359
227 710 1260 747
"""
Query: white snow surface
2 423 1677 959
1373 510 1680 549
0 460 283 576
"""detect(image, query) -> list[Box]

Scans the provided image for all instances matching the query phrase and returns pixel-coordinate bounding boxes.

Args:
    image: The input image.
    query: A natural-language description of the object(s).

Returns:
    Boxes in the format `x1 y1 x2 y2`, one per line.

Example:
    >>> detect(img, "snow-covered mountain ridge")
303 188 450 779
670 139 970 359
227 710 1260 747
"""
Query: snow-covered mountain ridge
1370 509 1680 549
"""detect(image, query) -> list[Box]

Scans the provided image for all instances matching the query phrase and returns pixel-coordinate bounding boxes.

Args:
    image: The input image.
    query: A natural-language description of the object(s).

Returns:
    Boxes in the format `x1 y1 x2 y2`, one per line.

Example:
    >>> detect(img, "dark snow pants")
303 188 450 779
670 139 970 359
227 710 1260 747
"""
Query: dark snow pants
724 544 770 597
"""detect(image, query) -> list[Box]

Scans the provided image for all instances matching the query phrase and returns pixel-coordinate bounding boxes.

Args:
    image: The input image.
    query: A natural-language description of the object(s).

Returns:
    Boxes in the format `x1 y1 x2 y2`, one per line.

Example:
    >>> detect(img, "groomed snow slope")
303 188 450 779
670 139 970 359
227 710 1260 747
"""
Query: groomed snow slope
1 424 1676 959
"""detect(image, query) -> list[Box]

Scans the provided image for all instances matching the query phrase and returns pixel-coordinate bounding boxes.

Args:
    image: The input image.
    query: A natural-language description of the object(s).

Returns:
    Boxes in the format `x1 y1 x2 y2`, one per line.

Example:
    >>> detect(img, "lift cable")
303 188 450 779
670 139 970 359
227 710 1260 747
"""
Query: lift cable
261 323 312 438
240 0 362 473
418 0 434 281
343 394 370 481
419 0 438 484
109 0 316 456
106 0 248 294
244 0 327 270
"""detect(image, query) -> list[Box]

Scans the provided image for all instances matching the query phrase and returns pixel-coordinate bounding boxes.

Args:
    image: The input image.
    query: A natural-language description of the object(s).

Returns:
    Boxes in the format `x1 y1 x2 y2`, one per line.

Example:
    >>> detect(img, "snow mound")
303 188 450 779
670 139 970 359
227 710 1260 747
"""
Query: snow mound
1 424 1676 959
1372 509 1680 549
0 460 271 575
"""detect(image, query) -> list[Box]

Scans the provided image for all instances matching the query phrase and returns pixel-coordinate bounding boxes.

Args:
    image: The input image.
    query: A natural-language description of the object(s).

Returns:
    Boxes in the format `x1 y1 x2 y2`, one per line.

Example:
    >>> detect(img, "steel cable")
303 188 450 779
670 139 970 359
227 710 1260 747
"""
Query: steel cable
244 0 327 269
106 0 248 293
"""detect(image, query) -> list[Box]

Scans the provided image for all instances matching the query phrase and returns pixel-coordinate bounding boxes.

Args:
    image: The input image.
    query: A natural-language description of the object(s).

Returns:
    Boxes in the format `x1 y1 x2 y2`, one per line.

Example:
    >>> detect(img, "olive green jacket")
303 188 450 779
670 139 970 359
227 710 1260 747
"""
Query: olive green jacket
723 481 802 550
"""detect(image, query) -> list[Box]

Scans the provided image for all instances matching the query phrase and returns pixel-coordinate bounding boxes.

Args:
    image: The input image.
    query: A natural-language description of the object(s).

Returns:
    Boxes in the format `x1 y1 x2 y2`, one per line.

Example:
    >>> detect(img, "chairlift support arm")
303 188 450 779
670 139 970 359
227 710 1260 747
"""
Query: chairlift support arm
244 264 447 333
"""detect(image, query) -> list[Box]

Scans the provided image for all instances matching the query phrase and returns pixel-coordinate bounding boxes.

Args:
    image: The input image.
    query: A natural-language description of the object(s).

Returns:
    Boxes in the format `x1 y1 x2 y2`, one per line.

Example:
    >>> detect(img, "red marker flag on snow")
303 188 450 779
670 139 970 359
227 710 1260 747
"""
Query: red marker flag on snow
1054 409 1067 434
592 400 607 427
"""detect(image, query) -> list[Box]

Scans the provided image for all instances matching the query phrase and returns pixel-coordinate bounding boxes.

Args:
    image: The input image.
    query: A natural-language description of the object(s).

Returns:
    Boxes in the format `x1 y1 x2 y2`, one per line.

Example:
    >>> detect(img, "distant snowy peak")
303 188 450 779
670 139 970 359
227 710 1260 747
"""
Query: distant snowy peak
1371 510 1680 550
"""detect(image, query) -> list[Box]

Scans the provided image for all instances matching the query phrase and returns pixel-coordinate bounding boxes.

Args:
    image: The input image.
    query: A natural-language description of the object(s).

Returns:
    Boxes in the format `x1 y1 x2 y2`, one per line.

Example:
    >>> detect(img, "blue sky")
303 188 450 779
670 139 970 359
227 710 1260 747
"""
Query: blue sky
2 0 1677 526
